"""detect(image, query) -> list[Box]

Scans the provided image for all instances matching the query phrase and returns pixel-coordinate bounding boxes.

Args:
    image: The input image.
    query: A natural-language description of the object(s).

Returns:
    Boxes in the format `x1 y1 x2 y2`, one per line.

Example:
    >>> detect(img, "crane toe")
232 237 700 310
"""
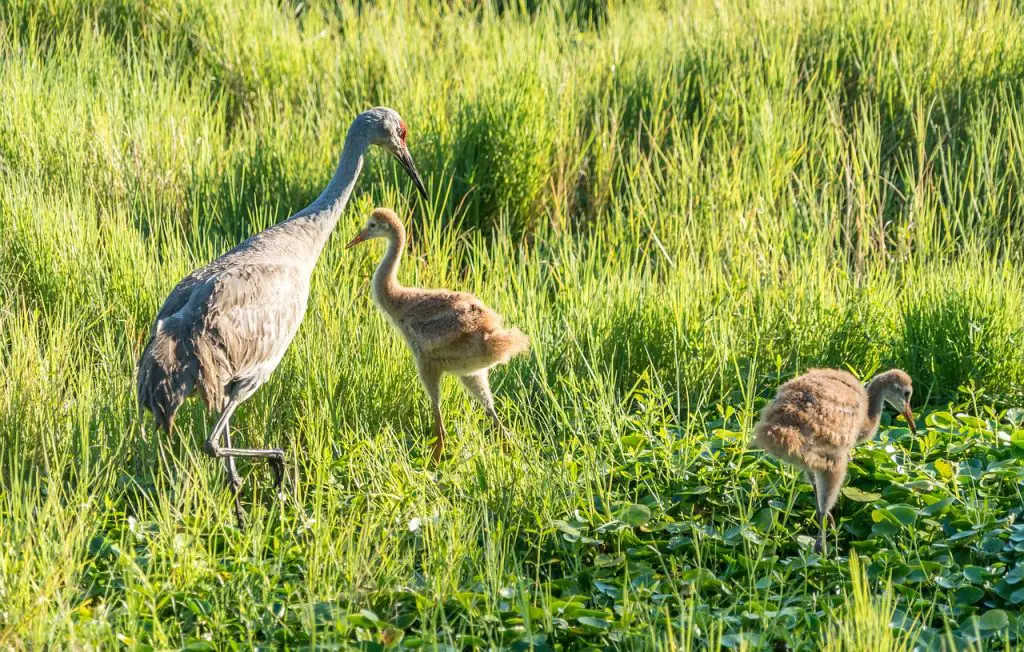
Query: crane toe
268 452 285 489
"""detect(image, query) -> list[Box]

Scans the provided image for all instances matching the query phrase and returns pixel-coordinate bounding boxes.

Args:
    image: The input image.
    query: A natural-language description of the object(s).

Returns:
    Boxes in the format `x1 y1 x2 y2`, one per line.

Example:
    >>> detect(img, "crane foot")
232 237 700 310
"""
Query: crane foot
268 453 285 490
234 501 247 531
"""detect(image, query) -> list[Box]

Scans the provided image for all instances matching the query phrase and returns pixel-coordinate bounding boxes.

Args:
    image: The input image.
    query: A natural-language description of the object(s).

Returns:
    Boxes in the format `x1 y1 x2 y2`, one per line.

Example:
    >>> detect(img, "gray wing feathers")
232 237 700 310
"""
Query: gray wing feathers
154 271 207 322
201 265 308 380
136 313 201 433
137 263 309 431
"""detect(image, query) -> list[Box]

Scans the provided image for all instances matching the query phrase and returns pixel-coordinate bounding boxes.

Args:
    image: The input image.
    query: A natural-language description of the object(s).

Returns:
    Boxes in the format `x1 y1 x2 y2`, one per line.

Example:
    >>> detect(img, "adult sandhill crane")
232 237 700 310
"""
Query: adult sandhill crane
752 368 916 554
137 108 427 528
346 208 529 463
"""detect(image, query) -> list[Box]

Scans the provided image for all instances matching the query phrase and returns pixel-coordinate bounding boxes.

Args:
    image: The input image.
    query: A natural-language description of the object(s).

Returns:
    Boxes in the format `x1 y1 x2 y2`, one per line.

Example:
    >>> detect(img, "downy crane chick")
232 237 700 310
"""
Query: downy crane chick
346 208 529 462
753 368 916 554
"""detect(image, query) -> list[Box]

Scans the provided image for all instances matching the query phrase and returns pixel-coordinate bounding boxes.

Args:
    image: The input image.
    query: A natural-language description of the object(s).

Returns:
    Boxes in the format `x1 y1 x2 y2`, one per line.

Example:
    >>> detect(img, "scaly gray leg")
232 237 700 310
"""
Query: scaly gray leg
222 421 245 528
806 470 836 530
203 401 285 501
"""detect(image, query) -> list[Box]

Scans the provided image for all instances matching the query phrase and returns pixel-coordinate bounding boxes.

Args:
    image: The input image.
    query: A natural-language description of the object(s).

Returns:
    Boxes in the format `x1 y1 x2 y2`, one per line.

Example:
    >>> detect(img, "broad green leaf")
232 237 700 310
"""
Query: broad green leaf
593 553 623 568
1005 565 1024 585
886 505 918 525
958 415 987 429
871 522 899 537
620 434 646 449
842 487 881 502
926 412 957 429
552 520 581 537
1005 408 1024 425
954 586 984 605
949 529 980 543
752 507 773 531
921 496 954 516
934 459 955 479
980 535 1004 555
963 566 987 583
360 609 380 623
977 609 1009 631
347 613 378 629
620 504 652 527
593 581 621 598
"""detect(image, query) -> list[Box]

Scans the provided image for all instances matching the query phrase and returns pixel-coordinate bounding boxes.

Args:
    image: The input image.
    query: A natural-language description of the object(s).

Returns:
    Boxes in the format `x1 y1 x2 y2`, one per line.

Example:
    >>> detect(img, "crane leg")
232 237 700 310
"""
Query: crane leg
805 471 836 529
223 421 245 529
418 363 445 463
812 461 846 555
204 400 286 500
459 371 510 453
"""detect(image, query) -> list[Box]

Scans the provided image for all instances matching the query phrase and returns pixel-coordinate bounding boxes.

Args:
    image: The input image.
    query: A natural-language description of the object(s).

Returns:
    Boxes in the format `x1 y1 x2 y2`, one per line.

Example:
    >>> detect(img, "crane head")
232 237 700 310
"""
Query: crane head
876 369 916 434
355 107 428 201
346 208 403 249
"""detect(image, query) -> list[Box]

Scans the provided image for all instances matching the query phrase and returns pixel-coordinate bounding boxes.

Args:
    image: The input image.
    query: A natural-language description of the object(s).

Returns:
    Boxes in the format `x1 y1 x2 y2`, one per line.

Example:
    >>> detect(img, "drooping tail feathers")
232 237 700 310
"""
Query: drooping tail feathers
486 327 530 364
136 320 200 434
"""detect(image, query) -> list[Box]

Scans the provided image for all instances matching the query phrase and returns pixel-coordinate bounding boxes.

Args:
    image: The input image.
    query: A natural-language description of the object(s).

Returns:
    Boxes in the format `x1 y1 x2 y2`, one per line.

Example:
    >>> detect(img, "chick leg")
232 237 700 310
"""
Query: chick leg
805 471 836 529
418 363 445 463
813 459 848 554
458 371 510 453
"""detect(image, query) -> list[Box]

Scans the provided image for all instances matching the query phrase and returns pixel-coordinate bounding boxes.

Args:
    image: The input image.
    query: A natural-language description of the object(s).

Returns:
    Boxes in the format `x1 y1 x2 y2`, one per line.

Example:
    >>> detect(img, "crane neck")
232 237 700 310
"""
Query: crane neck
287 128 370 256
863 377 887 439
372 226 406 310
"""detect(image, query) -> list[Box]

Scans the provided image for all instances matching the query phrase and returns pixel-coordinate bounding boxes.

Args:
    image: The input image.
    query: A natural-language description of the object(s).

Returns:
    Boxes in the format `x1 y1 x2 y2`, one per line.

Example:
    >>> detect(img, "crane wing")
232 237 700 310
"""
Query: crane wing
399 291 502 355
154 269 211 324
198 264 310 377
774 371 867 452
152 228 274 325
151 263 309 405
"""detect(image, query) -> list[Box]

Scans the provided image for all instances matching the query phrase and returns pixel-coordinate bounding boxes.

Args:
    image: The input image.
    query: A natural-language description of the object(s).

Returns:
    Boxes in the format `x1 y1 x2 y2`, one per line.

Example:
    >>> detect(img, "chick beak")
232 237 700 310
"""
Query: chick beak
345 229 369 249
394 146 428 200
902 401 917 435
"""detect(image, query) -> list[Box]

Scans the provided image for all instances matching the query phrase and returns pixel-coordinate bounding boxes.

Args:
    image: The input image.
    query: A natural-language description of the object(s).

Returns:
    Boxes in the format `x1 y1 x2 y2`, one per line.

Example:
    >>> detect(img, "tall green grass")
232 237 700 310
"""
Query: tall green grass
2 0 1024 648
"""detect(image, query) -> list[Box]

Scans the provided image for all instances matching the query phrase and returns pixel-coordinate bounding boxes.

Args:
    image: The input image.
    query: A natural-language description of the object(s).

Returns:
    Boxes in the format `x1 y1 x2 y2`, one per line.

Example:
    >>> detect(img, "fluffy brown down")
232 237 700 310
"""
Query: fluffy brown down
752 368 869 474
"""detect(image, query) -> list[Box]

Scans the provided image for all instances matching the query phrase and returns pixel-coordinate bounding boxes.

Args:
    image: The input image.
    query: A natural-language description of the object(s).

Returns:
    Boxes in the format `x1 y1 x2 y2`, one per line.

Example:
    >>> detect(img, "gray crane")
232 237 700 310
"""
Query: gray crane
136 107 427 528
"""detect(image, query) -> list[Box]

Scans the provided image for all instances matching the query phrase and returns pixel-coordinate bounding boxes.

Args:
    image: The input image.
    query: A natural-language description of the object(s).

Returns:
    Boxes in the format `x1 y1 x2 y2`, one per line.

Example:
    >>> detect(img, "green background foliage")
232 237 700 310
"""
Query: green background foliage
1 0 1023 648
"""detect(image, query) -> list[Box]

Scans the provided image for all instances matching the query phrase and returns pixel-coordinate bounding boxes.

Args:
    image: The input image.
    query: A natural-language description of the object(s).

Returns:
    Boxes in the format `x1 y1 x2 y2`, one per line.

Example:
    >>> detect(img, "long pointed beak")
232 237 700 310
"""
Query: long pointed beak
902 401 917 435
394 146 428 200
345 229 369 249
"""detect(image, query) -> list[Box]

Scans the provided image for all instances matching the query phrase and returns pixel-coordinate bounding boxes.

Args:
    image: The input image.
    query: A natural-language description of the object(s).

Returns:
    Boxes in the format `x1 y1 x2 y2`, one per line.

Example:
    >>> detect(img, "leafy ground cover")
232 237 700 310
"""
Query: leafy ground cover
3 0 1024 649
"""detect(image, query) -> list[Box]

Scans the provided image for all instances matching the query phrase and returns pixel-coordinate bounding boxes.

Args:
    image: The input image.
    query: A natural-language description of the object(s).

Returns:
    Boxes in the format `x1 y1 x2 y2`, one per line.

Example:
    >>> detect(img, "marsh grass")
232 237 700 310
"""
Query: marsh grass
2 0 1024 648
821 553 919 652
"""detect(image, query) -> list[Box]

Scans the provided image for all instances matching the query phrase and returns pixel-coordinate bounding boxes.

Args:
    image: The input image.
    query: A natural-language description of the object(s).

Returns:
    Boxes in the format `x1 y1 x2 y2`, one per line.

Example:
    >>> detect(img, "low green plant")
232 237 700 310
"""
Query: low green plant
3 0 1024 648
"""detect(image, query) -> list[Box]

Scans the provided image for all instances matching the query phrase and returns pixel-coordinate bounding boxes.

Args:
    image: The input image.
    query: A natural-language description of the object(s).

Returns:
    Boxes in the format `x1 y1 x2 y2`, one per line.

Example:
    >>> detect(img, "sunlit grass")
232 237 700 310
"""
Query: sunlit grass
2 0 1024 648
